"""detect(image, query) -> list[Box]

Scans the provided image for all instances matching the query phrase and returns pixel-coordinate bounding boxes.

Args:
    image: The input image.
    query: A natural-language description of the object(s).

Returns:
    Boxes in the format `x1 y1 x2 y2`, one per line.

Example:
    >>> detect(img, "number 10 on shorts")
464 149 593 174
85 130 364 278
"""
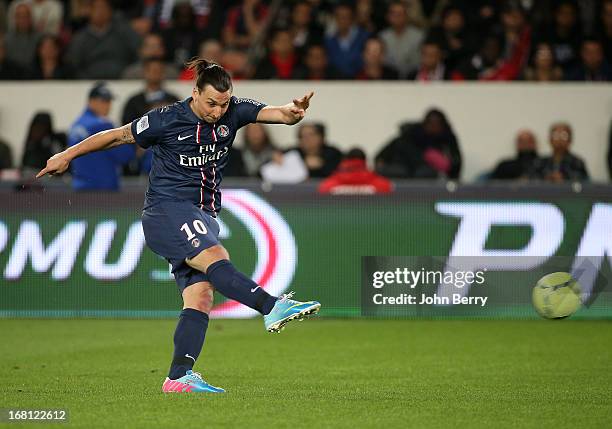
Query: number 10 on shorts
180 220 207 240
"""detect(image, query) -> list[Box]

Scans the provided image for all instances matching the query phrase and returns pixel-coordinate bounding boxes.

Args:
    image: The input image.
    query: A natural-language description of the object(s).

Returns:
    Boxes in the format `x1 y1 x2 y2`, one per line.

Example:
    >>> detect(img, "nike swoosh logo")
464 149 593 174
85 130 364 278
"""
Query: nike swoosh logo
178 134 193 141
185 354 195 362
284 302 315 314
250 286 260 293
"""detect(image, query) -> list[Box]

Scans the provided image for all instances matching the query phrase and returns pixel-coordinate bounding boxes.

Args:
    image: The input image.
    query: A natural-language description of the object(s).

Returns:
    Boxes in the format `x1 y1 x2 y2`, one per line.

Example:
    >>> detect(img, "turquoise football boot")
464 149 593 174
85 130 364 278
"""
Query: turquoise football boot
162 370 225 393
264 291 321 333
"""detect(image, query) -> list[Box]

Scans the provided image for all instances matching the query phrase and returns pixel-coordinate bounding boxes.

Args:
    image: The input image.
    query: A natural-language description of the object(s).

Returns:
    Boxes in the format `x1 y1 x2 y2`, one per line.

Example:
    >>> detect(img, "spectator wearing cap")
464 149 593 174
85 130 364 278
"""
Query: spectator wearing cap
66 0 140 79
67 83 135 190
319 148 392 195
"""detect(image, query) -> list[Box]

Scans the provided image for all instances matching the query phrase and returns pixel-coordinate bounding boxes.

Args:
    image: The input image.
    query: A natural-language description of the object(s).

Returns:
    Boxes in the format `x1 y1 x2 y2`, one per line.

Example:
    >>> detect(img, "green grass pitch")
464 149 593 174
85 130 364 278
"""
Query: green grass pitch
1 319 611 428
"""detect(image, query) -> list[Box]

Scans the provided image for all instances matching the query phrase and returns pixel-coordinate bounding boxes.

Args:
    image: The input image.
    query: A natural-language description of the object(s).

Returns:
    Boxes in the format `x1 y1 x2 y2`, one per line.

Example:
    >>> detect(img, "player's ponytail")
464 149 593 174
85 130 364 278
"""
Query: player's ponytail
185 57 232 93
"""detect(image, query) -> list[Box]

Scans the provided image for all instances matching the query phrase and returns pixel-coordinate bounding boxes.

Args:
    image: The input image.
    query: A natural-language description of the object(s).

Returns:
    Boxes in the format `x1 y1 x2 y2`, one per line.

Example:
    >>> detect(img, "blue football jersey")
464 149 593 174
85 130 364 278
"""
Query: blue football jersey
131 96 266 214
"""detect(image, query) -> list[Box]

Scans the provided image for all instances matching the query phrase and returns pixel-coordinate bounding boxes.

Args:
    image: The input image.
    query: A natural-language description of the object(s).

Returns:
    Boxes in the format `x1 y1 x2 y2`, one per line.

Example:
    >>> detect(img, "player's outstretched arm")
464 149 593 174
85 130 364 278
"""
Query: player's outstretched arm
256 91 314 125
36 124 135 178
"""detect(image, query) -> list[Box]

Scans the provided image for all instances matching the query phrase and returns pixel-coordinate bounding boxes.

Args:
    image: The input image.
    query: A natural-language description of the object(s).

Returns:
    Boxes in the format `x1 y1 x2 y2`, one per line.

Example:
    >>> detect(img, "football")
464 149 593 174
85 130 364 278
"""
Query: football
532 272 582 319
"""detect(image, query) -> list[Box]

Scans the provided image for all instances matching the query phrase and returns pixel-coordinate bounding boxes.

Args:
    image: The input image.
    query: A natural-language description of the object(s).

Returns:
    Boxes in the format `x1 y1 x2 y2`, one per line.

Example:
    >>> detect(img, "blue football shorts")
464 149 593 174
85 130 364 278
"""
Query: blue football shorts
142 200 221 292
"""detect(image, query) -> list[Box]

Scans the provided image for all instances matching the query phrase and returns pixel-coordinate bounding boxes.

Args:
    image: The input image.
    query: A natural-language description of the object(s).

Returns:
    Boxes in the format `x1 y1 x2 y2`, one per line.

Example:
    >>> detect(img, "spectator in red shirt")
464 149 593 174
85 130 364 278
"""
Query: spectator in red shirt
319 148 392 195
254 27 299 79
482 3 531 81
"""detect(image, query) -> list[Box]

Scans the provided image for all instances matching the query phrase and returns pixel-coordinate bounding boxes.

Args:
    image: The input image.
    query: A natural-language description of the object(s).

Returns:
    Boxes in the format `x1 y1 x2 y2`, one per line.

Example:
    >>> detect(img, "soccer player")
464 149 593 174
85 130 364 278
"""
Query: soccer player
36 58 321 393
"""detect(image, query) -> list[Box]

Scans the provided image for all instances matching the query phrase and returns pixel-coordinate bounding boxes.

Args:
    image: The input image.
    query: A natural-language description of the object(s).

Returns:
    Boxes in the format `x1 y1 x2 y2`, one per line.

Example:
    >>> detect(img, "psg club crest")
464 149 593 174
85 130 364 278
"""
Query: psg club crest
217 125 230 138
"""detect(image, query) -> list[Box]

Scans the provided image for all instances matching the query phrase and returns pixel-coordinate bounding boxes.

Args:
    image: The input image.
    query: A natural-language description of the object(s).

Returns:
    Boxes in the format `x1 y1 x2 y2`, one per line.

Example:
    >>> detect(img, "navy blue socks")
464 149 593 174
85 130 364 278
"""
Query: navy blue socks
168 261 277 379
206 260 277 315
168 308 209 380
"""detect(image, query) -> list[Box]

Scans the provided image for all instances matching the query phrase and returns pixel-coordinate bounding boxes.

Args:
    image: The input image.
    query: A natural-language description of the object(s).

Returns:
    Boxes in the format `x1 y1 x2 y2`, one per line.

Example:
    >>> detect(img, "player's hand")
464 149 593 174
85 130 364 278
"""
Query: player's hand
36 152 71 178
292 91 314 111
286 104 306 124
283 91 314 124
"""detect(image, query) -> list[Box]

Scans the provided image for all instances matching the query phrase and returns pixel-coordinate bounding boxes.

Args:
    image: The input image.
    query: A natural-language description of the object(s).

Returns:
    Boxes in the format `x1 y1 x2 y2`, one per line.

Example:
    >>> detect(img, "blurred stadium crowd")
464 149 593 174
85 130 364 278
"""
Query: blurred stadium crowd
0 0 611 81
1 81 608 193
0 0 611 192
